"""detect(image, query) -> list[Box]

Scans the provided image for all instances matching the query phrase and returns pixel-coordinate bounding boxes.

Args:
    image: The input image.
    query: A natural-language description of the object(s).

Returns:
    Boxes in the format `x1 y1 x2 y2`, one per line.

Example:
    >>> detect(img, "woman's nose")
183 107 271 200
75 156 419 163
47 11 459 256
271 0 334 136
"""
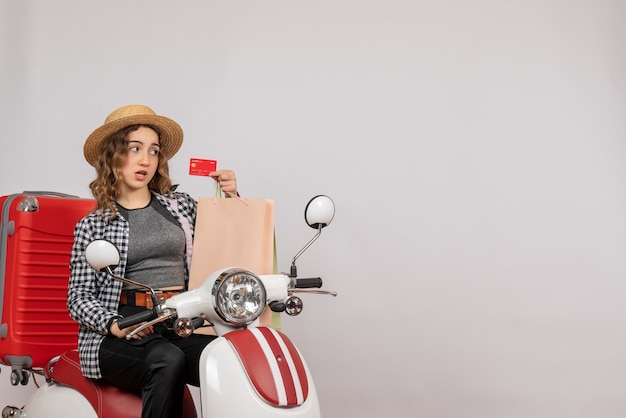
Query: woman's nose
138 150 150 165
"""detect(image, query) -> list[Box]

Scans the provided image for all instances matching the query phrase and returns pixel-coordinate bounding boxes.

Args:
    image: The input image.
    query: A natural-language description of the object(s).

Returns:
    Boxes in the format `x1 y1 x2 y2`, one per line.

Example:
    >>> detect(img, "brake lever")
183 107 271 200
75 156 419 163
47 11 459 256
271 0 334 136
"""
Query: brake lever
125 310 174 340
290 289 337 297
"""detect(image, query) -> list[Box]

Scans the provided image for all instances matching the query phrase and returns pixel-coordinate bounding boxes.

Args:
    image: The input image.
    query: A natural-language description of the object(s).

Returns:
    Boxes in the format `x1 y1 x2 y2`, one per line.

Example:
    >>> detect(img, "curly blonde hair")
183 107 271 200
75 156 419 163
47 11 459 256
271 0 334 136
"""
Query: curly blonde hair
89 125 173 219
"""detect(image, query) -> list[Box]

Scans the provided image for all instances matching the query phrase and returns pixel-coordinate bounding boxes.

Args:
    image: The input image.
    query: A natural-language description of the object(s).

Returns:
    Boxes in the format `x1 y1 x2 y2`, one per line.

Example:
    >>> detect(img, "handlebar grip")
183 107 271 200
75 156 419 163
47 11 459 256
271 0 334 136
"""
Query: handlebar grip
191 317 206 329
117 308 158 330
294 277 323 289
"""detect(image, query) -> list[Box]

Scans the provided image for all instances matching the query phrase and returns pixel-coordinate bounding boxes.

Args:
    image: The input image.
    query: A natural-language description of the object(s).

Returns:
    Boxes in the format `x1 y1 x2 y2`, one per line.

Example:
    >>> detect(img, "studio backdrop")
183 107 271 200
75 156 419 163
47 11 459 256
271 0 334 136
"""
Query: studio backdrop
1 1 625 417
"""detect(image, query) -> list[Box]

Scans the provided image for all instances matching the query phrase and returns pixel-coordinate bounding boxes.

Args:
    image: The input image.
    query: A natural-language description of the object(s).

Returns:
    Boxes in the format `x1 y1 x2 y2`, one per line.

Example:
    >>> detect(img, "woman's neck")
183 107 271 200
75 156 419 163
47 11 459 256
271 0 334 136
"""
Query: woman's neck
116 189 152 210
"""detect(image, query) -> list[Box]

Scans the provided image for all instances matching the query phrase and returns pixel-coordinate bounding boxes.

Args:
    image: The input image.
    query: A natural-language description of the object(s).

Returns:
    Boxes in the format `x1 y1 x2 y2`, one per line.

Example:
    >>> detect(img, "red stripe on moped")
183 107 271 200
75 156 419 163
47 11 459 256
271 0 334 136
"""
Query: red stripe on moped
224 327 309 407
257 327 299 405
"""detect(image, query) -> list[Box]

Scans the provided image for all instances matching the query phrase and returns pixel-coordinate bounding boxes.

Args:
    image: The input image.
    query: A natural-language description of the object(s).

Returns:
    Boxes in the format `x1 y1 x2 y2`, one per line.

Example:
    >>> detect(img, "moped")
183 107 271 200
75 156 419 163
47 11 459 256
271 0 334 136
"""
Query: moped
2 195 336 418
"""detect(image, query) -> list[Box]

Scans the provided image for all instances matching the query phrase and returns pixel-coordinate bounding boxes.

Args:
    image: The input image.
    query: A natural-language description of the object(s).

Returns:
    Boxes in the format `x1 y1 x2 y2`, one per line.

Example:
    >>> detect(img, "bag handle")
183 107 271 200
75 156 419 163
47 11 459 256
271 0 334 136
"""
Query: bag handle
213 181 247 205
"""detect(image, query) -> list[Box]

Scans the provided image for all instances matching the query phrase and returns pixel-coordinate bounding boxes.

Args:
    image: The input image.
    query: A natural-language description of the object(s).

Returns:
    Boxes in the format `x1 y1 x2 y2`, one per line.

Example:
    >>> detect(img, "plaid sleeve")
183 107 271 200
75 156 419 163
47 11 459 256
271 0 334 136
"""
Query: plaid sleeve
67 214 124 335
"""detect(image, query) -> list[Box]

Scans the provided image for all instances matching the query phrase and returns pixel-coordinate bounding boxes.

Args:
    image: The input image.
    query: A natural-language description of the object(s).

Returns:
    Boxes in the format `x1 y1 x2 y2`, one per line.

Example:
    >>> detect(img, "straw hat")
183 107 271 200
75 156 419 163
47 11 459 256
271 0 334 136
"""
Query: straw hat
84 104 183 167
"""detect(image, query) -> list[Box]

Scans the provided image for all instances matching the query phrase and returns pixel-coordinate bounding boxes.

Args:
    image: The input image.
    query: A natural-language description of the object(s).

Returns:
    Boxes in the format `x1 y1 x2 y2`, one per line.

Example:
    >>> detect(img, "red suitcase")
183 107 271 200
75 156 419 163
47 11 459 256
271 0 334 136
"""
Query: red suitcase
0 192 94 385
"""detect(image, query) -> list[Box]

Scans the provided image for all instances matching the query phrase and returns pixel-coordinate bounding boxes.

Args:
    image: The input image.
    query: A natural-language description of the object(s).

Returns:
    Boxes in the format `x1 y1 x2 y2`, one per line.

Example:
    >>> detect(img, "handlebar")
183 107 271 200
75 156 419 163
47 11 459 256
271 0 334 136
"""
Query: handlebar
116 277 329 331
294 277 323 288
117 308 158 330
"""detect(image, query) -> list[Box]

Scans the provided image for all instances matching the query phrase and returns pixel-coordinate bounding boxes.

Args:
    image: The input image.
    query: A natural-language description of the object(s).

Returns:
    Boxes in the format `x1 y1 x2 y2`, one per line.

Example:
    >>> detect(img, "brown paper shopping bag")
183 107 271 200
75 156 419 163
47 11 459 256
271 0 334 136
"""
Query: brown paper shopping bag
189 197 276 330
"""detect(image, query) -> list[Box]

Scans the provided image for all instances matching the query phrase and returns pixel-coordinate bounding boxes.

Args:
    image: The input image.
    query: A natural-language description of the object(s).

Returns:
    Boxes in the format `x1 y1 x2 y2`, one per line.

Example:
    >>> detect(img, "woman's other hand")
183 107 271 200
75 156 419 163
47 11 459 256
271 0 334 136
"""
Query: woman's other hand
209 170 237 195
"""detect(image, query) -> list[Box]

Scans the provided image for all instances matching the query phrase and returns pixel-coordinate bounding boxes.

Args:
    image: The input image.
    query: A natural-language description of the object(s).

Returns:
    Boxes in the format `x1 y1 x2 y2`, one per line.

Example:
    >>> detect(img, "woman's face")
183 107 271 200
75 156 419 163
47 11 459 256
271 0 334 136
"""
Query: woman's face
118 126 160 196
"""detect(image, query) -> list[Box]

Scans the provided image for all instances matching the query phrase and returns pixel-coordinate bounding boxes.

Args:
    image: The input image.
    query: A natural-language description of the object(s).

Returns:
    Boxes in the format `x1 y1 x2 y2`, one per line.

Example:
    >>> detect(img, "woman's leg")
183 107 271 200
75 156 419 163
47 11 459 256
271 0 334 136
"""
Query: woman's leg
99 335 186 418
167 333 217 386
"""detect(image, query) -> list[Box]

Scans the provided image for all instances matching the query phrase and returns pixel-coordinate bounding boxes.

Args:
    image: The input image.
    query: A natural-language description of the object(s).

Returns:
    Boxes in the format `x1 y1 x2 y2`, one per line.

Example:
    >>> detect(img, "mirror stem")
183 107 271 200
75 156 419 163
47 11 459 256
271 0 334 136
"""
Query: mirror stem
290 225 323 278
105 267 160 307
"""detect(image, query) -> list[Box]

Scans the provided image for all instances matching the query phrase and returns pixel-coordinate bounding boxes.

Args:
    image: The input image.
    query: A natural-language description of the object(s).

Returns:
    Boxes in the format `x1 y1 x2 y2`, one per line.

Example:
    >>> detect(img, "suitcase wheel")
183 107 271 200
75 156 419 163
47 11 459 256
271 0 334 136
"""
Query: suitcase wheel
10 370 29 386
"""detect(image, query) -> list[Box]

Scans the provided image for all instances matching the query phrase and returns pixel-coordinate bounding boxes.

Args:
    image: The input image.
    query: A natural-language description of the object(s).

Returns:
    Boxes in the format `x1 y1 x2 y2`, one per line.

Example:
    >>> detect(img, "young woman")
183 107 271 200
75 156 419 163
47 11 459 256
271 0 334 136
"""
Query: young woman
67 104 237 418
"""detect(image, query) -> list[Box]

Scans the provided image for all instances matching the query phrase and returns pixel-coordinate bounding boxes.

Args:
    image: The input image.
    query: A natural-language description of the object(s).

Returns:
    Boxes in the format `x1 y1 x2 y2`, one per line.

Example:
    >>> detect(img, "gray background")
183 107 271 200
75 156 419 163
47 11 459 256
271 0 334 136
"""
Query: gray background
1 1 626 417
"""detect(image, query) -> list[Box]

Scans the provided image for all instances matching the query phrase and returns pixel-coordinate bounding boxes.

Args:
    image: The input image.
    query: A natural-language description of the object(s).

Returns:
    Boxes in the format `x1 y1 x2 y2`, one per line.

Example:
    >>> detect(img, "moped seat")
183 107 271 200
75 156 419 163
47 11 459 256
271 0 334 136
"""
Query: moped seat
47 350 197 418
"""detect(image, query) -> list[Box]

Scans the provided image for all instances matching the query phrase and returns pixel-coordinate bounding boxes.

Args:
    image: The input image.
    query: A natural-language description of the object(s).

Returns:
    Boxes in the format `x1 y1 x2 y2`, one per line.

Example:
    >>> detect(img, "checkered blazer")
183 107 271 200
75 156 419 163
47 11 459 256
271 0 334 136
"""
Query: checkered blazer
67 192 197 379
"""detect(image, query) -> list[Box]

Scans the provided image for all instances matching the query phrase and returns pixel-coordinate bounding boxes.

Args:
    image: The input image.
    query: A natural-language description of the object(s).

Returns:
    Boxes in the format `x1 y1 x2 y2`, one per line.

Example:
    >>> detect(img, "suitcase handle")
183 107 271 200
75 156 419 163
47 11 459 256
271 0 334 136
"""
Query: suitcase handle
22 191 80 199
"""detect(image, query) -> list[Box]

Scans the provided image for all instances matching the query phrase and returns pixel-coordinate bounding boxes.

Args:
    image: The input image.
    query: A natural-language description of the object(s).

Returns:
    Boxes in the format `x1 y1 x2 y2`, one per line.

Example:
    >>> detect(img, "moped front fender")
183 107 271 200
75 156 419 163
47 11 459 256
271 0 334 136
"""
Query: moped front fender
199 328 320 418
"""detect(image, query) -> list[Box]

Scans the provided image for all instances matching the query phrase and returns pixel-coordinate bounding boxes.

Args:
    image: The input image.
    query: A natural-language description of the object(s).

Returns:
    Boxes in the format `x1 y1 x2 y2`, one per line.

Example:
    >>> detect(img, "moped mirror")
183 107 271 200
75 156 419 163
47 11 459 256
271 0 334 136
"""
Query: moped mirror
290 195 335 278
85 239 120 271
305 195 335 229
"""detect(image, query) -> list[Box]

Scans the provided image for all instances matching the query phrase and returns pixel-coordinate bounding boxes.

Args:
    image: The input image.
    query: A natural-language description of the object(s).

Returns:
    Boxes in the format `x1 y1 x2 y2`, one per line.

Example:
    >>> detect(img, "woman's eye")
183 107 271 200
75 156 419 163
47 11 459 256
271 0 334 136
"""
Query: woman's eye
129 146 139 152
150 149 160 156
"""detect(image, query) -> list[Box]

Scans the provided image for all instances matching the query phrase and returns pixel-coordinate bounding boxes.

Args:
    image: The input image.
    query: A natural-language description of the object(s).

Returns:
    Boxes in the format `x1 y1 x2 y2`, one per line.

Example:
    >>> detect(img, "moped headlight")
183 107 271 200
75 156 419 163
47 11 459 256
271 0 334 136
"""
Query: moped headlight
212 269 267 326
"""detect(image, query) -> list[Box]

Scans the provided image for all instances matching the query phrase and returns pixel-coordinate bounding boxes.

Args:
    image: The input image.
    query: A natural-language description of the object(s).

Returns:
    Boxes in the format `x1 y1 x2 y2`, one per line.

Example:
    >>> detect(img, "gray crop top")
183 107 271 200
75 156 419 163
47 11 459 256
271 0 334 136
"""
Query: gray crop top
117 197 186 290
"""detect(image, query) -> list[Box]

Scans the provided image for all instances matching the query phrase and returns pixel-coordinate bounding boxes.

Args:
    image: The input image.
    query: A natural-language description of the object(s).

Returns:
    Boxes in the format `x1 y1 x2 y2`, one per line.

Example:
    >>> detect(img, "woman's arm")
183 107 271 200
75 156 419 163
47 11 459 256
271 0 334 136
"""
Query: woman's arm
67 216 122 335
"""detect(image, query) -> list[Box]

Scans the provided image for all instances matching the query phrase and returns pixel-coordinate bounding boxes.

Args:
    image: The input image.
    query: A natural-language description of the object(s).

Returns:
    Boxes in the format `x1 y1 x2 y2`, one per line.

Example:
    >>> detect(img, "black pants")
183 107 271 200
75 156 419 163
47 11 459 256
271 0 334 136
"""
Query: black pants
99 322 216 418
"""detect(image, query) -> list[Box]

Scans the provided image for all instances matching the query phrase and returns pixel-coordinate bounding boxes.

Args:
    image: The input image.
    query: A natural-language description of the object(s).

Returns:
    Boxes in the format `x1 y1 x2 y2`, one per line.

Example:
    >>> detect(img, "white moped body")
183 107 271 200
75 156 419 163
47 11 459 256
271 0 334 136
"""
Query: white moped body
16 382 97 417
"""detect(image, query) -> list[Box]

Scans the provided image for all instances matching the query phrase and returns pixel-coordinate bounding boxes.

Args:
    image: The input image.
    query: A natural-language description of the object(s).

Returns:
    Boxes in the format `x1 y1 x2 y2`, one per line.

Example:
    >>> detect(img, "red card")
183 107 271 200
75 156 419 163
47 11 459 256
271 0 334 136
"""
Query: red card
189 158 217 176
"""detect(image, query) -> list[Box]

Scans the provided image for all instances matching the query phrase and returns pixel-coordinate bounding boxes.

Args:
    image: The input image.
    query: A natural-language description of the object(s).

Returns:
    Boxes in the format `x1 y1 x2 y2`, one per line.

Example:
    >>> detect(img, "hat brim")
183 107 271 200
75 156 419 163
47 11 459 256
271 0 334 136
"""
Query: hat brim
84 114 183 167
